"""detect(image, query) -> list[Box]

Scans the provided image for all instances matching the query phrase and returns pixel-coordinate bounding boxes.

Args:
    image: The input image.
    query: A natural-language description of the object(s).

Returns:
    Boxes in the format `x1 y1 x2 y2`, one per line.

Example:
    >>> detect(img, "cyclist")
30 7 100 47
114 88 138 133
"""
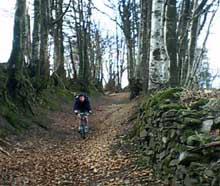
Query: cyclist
73 93 92 132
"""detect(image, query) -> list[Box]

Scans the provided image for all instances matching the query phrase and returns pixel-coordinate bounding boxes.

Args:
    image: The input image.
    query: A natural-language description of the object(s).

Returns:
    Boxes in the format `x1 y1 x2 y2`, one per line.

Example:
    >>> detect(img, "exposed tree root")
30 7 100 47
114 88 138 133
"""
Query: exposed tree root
0 138 11 156
0 146 10 157
7 73 35 114
0 138 11 147
50 72 66 89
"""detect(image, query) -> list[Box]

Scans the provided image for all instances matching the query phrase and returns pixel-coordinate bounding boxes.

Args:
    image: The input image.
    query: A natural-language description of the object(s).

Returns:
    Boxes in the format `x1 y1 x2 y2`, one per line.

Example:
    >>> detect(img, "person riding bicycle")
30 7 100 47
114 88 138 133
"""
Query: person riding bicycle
73 93 92 132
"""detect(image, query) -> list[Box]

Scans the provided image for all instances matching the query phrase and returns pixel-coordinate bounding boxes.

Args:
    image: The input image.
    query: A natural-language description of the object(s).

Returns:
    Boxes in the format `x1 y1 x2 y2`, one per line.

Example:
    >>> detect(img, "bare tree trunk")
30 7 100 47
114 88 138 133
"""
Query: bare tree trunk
68 37 77 79
23 9 32 65
30 0 50 89
185 0 199 87
177 0 191 86
137 0 152 94
165 0 178 87
119 0 139 98
120 39 126 88
149 0 168 91
116 22 121 91
187 4 218 89
39 0 50 81
75 0 91 84
185 0 210 88
54 0 65 78
94 28 103 88
31 0 41 77
7 0 26 96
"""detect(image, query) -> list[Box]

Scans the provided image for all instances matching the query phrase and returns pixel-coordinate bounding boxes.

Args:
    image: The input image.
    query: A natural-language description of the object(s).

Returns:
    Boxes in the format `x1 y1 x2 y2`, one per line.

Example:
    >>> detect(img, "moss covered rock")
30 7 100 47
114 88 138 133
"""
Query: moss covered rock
186 133 212 146
130 88 220 185
190 98 209 110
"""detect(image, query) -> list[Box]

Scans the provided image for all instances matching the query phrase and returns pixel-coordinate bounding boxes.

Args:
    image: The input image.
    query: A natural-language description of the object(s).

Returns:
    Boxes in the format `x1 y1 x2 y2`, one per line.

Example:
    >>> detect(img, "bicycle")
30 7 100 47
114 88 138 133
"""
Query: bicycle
78 112 89 139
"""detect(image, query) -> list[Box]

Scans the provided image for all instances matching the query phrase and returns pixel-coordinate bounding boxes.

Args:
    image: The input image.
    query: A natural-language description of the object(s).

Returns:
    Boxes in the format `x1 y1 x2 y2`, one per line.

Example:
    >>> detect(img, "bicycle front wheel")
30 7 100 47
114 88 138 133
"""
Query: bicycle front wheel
80 124 86 139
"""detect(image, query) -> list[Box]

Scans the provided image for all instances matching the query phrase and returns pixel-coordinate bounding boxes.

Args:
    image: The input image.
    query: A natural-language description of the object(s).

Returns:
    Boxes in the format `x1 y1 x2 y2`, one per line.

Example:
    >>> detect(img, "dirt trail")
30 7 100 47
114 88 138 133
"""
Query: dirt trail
0 93 164 186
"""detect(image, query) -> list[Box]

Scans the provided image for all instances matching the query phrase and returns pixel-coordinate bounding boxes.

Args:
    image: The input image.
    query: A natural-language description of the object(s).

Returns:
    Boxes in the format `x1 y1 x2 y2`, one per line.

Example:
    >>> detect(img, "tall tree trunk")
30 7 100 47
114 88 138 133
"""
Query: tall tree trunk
76 0 91 83
82 26 90 82
165 0 178 87
94 28 103 88
54 0 65 78
185 0 209 88
177 0 191 86
137 0 152 94
39 0 50 81
23 9 32 65
116 22 121 91
148 0 167 91
31 0 41 77
185 0 199 87
68 37 77 79
127 39 134 80
7 0 26 96
119 0 139 98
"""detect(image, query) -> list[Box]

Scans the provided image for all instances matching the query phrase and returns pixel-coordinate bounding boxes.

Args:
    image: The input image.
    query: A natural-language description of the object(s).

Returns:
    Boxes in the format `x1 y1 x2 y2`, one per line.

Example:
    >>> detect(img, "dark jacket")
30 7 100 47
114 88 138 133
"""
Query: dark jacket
73 94 91 112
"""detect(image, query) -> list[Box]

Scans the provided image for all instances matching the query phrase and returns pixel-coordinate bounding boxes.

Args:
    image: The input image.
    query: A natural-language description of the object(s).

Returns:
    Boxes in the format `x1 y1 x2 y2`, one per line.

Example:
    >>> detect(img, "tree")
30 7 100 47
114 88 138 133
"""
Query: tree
52 0 66 78
31 0 41 77
7 0 27 97
118 0 140 97
71 0 91 84
31 0 50 89
177 0 191 86
39 0 50 82
137 0 152 94
92 26 104 89
184 0 219 89
148 0 169 91
147 0 219 91
165 0 178 87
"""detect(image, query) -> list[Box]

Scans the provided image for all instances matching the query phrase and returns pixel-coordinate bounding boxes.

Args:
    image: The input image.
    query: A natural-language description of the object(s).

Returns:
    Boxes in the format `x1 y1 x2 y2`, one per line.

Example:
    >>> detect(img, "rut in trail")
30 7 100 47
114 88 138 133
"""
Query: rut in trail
0 93 164 186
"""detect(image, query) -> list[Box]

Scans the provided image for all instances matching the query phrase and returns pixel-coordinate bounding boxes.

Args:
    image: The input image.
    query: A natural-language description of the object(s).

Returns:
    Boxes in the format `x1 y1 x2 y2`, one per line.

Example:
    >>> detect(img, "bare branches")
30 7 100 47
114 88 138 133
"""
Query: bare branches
186 0 219 88
52 0 71 25
91 5 122 29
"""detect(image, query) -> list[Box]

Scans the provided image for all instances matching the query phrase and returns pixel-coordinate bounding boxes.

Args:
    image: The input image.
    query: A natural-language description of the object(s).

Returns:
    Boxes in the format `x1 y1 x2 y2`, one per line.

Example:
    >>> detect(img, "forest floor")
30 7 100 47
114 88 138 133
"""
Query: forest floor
0 93 165 186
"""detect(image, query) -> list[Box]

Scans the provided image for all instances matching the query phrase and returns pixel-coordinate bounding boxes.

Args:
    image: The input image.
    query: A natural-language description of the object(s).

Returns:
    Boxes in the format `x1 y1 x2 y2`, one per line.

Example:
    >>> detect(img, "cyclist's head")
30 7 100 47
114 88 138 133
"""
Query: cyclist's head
78 92 87 102
79 95 85 102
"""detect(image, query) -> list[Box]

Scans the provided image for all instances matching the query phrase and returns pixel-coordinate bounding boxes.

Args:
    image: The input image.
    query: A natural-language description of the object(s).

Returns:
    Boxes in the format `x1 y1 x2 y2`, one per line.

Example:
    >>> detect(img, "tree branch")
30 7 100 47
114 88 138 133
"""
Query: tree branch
189 4 218 87
52 0 71 25
92 5 123 30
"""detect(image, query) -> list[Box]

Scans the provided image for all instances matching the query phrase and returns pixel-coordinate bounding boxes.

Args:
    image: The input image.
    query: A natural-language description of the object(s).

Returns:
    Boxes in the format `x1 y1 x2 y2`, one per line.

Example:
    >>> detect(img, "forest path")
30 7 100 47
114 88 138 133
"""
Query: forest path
0 93 164 186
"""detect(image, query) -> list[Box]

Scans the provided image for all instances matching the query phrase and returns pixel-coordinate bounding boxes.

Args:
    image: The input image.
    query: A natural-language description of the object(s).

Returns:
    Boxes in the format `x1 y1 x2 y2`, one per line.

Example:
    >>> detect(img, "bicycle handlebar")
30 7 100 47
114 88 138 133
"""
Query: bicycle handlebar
79 112 90 116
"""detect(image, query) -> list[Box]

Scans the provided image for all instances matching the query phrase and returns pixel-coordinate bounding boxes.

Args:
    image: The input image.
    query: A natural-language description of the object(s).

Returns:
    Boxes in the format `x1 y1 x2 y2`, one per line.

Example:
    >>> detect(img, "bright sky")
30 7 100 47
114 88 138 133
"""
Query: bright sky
0 0 14 62
206 10 220 68
0 0 118 62
0 0 219 87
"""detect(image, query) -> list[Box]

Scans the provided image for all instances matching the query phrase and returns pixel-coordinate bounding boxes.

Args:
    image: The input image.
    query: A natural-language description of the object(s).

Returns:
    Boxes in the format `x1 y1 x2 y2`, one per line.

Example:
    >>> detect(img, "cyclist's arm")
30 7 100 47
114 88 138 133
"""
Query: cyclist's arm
86 98 92 113
73 97 80 114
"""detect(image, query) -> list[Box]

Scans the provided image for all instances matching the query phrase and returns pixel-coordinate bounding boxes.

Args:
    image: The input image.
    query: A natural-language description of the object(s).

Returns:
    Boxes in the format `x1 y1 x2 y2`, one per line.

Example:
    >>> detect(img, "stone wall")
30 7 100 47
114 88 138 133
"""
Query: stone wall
133 88 220 186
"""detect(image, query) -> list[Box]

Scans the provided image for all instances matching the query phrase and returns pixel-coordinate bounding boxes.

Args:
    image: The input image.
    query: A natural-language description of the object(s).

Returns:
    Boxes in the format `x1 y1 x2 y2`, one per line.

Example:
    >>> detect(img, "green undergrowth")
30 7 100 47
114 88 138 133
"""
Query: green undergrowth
0 97 32 137
0 88 72 137
38 87 74 111
0 67 103 138
0 80 101 138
